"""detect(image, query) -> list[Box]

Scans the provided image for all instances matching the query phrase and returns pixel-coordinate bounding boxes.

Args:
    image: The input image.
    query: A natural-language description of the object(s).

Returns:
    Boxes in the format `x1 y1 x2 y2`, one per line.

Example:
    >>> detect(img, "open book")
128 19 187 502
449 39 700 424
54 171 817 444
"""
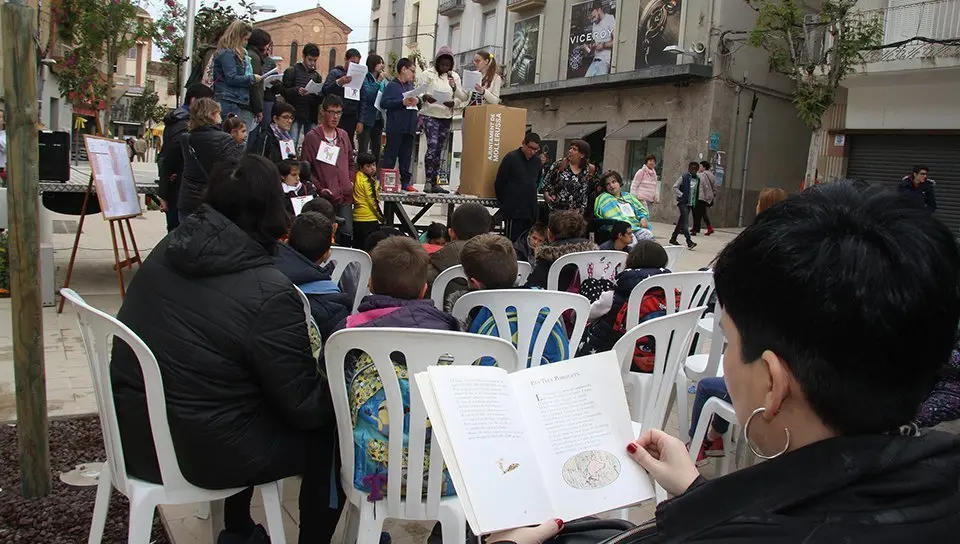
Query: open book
415 352 654 534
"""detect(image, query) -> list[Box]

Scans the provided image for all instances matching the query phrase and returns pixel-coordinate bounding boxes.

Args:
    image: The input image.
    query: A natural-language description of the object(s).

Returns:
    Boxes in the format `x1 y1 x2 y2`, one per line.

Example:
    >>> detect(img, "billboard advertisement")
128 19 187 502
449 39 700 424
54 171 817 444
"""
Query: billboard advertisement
567 0 617 79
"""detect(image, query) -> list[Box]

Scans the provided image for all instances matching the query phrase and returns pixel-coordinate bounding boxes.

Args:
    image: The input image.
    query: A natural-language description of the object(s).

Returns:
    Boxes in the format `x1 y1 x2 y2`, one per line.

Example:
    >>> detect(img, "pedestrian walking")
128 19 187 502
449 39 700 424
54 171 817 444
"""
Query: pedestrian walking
669 161 700 249
691 160 716 236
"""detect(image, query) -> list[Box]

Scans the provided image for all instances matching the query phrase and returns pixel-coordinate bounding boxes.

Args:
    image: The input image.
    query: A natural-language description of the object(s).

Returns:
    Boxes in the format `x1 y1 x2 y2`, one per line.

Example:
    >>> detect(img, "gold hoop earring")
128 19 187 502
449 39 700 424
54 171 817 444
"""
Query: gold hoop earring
743 407 790 460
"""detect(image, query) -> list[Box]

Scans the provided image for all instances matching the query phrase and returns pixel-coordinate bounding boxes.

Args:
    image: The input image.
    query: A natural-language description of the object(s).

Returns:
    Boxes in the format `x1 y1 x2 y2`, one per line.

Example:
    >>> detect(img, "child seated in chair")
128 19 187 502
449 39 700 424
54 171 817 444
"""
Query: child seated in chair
330 236 460 500
523 211 598 291
421 222 449 255
577 240 672 372
461 233 570 367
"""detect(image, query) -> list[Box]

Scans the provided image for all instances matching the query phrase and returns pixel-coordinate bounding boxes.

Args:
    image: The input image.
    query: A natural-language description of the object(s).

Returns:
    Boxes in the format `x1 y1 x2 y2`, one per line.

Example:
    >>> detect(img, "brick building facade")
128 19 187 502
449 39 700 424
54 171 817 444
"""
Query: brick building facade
256 7 352 79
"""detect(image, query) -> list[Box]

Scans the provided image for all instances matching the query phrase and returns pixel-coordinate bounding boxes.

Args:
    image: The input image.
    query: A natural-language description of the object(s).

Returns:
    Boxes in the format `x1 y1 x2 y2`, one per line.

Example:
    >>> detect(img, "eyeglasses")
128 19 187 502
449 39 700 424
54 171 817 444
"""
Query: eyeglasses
277 114 294 121
324 110 344 116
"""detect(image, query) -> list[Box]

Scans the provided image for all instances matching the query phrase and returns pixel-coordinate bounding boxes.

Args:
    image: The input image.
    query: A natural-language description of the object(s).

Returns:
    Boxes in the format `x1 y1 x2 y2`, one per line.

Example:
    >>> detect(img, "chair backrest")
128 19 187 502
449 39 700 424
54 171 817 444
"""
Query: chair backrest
451 289 590 368
60 288 194 495
324 328 521 518
547 250 627 291
662 245 685 271
431 263 536 310
625 271 714 328
613 306 705 431
704 305 725 379
322 247 372 313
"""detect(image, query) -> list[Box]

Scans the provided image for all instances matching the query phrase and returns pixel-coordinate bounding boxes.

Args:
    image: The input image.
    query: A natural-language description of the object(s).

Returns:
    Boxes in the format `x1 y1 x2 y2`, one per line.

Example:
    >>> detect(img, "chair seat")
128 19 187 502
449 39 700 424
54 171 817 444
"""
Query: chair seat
696 315 714 337
122 473 247 505
684 353 724 378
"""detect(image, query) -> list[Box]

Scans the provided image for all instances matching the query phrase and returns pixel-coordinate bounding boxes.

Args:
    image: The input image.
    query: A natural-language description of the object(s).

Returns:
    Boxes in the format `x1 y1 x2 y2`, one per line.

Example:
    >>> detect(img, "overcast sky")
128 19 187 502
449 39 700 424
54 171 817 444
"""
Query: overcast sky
145 0 372 60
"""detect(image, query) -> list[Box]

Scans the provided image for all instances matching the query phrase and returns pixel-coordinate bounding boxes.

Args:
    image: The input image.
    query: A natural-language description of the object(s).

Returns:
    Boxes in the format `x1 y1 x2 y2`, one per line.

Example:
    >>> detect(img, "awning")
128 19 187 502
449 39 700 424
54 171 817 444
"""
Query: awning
544 122 606 140
605 120 666 140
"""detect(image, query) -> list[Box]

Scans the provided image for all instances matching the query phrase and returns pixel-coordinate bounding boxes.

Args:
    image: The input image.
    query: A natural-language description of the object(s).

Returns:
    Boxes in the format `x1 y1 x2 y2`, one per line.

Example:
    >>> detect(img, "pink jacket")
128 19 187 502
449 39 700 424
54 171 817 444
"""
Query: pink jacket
631 165 659 203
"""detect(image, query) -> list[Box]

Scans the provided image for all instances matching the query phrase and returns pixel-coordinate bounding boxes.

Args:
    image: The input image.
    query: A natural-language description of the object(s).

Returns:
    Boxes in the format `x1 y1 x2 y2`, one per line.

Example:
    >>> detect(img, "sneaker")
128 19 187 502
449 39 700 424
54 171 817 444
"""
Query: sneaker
217 525 268 544
403 186 419 192
705 225 714 236
687 241 697 250
434 186 450 194
690 231 698 236
704 436 725 457
668 238 680 246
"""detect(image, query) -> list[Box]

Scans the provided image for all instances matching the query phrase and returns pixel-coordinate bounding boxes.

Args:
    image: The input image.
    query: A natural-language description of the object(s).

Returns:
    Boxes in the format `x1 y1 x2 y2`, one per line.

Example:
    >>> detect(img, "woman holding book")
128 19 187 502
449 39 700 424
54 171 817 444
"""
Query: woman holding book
490 183 960 543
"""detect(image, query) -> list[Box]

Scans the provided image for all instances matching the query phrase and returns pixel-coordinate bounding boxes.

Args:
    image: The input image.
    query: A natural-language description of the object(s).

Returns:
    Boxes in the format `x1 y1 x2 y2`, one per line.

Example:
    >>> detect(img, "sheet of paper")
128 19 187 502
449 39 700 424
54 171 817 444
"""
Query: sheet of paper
430 90 453 104
317 140 340 165
403 83 431 99
278 140 296 159
462 70 483 92
342 62 367 101
374 89 385 113
304 79 324 95
262 73 282 85
508 352 655 522
423 366 552 534
291 195 313 216
263 66 279 78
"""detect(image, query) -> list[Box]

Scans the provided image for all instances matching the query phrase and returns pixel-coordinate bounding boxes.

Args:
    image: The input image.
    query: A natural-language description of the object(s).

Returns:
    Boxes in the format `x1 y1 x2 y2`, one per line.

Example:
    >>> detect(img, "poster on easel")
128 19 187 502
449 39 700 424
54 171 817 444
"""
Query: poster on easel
83 135 143 220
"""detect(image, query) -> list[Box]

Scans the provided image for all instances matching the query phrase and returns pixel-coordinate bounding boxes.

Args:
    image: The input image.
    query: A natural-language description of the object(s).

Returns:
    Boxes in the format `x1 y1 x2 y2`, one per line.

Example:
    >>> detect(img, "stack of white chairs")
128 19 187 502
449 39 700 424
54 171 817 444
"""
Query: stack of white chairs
60 288 287 544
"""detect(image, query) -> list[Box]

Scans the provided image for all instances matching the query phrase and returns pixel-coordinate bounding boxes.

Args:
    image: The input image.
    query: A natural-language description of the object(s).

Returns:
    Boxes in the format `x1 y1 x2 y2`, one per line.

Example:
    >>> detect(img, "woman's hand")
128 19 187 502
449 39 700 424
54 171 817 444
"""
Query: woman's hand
475 83 485 93
447 75 457 90
402 96 419 107
486 519 562 544
627 429 700 497
443 101 456 108
422 94 437 104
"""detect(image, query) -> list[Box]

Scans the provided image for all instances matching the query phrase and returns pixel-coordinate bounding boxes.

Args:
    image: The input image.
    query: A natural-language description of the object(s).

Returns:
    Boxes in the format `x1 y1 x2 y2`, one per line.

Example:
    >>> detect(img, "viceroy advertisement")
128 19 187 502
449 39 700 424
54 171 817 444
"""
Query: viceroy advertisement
567 0 616 79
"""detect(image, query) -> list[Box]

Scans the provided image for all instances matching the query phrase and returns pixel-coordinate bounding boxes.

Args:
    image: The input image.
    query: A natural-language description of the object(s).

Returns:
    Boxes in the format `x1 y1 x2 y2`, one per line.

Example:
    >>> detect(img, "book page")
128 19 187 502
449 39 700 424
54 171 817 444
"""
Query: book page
508 352 655 521
424 366 552 534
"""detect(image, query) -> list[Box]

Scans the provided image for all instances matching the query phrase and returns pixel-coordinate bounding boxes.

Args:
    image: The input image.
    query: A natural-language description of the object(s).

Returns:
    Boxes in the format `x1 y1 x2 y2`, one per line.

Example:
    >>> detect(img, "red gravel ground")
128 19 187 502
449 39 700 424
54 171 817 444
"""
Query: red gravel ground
0 416 170 543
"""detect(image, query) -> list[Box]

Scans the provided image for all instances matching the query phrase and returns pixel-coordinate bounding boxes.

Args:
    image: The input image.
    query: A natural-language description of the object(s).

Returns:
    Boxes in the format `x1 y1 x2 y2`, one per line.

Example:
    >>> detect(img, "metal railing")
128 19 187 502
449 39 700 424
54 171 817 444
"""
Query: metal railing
856 0 960 63
439 0 466 15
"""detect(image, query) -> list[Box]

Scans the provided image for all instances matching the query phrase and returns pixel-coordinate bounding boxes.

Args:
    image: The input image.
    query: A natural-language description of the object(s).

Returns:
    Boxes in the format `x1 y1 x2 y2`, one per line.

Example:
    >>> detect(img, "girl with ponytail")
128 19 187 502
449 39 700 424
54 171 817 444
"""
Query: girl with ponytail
470 50 503 106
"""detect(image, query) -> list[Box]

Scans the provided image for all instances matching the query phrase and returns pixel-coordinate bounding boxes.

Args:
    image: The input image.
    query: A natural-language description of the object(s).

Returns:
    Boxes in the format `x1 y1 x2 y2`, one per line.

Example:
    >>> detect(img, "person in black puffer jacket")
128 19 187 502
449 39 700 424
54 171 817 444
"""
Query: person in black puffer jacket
157 84 214 232
177 98 243 220
281 43 323 145
110 155 342 544
524 210 597 290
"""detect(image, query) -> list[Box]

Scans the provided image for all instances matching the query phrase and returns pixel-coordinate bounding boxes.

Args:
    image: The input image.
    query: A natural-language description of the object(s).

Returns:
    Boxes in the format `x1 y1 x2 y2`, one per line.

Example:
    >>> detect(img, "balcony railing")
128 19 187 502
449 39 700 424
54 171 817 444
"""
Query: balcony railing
507 0 546 12
455 45 504 72
856 0 960 63
439 0 466 16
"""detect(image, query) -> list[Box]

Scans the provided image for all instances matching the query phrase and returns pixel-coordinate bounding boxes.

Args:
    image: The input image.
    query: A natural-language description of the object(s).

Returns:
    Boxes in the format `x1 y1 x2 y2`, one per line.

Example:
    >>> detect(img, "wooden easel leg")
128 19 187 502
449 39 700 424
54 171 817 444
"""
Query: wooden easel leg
57 176 93 313
117 219 132 265
109 220 126 298
124 219 142 266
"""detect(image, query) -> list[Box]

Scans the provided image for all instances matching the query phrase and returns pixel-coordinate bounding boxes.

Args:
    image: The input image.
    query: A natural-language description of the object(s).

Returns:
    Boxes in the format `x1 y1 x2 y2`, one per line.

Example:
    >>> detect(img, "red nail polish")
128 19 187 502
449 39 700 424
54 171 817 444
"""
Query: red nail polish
626 443 637 454
556 519 564 530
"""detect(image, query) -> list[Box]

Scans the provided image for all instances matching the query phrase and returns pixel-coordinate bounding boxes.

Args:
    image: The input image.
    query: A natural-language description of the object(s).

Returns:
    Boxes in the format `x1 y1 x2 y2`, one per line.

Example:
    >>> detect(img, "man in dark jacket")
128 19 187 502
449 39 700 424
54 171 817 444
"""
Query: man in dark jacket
495 132 543 242
157 84 213 231
281 43 322 146
274 212 352 340
668 161 699 249
322 48 362 144
379 57 420 191
898 164 937 212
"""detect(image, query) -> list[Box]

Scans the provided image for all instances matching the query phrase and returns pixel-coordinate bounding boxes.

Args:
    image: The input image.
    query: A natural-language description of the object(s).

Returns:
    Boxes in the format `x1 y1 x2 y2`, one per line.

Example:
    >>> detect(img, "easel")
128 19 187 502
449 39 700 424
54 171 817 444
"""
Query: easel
57 135 144 313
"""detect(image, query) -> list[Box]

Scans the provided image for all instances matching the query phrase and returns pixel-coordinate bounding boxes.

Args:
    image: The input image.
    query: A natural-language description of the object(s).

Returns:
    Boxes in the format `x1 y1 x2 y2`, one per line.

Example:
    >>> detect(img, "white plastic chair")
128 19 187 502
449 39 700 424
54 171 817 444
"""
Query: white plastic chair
546 250 627 291
662 245 685 271
59 289 286 544
430 262 535 310
323 247 372 313
325 328 522 544
451 289 591 368
688 396 738 477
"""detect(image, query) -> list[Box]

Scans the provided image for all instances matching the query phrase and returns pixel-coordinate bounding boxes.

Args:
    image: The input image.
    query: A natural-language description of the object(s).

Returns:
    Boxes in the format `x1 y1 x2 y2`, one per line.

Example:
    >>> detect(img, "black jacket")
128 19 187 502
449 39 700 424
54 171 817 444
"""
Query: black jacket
177 125 244 217
282 62 322 122
273 243 351 341
648 432 960 542
110 205 333 489
495 148 541 220
246 124 284 163
246 45 265 116
157 105 189 201
322 65 359 117
524 238 598 290
898 176 937 212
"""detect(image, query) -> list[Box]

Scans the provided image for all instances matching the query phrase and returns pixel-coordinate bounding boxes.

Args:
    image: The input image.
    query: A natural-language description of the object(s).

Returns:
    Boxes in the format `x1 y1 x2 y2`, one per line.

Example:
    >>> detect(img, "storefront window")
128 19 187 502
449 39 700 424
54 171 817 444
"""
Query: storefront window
626 126 667 186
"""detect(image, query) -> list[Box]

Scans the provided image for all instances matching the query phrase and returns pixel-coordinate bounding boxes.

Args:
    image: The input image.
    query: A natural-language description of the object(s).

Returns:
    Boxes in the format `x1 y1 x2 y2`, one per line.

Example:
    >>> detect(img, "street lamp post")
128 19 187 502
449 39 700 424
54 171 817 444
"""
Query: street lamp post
179 0 197 103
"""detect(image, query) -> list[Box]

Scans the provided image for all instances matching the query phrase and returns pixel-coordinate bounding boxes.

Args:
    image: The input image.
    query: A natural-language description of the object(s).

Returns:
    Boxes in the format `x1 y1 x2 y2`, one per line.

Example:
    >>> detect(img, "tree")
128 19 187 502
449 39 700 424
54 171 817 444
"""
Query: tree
54 0 154 132
130 90 166 126
746 0 881 188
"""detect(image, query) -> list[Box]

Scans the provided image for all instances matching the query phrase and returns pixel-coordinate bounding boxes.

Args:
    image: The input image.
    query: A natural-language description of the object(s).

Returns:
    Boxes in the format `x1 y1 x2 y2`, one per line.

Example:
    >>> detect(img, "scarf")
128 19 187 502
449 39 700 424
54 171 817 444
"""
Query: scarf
271 122 292 142
283 181 303 194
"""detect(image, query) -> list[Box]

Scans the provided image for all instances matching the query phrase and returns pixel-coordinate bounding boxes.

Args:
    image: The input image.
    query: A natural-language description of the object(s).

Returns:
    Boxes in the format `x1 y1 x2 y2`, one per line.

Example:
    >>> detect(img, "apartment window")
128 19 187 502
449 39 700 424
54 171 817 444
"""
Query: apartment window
127 47 137 60
329 48 337 72
481 10 497 47
371 19 379 51
412 2 420 32
626 126 667 182
290 41 299 64
449 23 461 55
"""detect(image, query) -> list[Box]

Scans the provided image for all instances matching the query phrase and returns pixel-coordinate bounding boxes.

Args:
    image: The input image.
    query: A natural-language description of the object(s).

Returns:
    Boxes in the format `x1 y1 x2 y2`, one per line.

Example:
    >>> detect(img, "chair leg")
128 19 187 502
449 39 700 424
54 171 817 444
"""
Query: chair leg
674 374 690 440
258 482 288 544
196 501 211 520
209 499 226 541
356 502 385 544
438 504 467 544
86 465 113 544
127 495 156 544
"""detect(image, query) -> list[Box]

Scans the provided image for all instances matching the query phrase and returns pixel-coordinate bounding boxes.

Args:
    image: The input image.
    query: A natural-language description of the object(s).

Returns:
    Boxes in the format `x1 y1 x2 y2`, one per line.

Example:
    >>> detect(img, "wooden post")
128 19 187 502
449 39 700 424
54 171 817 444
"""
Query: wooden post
3 0 50 497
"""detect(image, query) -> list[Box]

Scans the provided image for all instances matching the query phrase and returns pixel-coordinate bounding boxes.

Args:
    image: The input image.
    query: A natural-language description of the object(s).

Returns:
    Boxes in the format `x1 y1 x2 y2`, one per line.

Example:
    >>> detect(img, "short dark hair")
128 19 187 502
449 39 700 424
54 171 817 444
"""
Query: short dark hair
591 0 604 11
450 203 492 240
700 161 712 170
322 94 343 110
247 28 271 53
603 170 624 187
345 48 361 60
357 152 377 168
461 234 518 290
396 58 414 73
625 240 667 270
644 154 657 163
365 227 407 252
303 43 320 58
548 210 586 240
714 182 960 435
529 223 548 237
276 159 300 177
366 54 384 72
371 236 429 299
570 140 591 167
271 101 296 120
688 161 700 171
611 220 631 239
185 83 215 105
426 222 447 241
299 161 311 182
913 165 929 174
203 155 291 253
301 195 335 220
288 212 334 262
524 132 541 145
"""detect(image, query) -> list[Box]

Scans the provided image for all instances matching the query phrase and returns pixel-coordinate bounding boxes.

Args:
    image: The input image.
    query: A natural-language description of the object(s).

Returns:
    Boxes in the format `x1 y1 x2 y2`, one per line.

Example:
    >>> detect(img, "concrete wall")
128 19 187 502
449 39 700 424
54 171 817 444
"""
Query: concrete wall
405 0 438 62
847 81 960 129
438 1 508 64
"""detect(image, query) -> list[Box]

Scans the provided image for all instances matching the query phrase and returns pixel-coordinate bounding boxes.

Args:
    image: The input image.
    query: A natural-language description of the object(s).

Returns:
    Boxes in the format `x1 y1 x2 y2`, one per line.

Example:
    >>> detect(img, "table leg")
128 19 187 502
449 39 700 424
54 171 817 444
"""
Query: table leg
393 203 419 237
409 203 434 225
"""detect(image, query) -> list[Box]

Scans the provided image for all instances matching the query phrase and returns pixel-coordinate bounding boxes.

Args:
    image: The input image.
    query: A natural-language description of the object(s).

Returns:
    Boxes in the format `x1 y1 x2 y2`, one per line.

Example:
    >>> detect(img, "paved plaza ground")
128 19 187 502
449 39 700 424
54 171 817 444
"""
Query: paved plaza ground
0 161 742 542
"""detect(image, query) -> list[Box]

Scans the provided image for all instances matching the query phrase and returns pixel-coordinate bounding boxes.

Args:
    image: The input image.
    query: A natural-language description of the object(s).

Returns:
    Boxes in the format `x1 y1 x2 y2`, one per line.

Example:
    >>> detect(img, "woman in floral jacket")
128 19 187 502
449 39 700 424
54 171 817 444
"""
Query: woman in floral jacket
541 139 598 213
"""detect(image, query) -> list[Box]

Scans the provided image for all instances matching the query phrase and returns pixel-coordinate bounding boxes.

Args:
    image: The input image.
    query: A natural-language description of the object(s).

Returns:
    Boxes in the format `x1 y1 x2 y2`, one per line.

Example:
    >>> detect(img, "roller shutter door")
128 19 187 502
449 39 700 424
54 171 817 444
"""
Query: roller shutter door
847 134 960 234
